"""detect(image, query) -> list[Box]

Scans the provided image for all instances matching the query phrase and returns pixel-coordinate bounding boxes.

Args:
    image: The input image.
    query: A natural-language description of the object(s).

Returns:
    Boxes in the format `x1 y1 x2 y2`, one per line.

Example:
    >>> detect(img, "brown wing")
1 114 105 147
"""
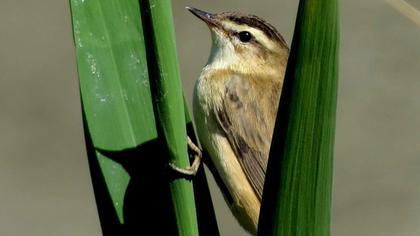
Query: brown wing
215 75 282 199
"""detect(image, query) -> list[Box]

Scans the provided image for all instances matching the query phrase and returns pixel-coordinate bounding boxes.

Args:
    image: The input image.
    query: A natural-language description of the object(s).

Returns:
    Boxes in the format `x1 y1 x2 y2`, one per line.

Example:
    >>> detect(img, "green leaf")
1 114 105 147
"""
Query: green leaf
70 0 215 235
258 0 339 235
70 0 156 224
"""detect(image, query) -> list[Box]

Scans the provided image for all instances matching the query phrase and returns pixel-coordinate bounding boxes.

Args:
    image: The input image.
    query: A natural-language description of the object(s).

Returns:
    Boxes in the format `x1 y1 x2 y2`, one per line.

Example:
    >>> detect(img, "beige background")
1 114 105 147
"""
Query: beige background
0 0 419 235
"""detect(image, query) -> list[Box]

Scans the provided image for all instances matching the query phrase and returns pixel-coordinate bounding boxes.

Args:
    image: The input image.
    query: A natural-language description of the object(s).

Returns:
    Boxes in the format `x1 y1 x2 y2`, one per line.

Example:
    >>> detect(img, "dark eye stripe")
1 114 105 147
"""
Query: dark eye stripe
220 12 287 46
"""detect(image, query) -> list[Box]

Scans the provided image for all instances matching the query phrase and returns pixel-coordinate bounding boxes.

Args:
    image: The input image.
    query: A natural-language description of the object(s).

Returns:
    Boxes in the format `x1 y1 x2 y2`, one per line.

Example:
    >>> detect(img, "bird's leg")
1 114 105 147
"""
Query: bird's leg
169 136 202 176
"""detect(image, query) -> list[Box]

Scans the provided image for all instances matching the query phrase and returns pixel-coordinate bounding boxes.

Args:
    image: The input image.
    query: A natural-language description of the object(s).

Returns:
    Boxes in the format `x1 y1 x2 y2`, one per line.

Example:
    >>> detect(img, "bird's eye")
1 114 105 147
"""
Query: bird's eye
238 31 252 43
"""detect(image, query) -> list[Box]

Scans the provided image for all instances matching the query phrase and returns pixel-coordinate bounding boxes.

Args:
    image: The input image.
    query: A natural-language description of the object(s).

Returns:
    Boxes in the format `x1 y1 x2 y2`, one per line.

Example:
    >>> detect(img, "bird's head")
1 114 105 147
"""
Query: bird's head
187 7 289 75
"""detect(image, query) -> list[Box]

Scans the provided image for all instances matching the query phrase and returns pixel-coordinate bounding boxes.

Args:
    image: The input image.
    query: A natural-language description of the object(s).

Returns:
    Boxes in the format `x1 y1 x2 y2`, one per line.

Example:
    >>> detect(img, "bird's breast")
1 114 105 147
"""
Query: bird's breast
192 68 261 234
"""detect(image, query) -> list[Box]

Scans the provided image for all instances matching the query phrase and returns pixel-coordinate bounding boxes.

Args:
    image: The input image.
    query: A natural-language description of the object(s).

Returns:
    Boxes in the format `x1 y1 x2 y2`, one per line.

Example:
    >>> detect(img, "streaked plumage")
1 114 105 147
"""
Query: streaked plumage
188 7 289 234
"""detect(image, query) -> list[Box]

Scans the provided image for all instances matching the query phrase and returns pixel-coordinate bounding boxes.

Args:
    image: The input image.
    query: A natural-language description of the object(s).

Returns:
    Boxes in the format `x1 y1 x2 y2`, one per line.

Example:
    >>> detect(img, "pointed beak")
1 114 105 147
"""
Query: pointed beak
186 6 219 28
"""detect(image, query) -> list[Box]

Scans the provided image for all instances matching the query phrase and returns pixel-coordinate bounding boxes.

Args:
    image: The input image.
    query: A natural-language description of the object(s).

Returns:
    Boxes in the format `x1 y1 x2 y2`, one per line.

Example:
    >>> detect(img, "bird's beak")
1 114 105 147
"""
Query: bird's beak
186 7 220 29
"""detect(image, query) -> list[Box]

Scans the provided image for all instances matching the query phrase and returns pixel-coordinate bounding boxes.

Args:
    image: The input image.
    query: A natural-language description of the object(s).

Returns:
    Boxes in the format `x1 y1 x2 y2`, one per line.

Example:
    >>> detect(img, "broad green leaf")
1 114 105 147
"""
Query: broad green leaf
258 0 339 235
70 0 156 224
70 0 217 235
72 0 157 149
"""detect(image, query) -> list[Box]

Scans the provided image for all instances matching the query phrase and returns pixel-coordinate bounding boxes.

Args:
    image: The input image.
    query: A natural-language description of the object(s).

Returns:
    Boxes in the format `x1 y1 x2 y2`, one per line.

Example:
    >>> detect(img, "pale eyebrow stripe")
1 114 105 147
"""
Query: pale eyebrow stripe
386 0 420 26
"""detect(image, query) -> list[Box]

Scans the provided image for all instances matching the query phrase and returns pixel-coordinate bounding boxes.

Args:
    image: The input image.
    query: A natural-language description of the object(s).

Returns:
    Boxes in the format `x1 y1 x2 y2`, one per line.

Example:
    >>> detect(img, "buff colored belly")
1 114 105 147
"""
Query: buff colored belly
193 85 261 234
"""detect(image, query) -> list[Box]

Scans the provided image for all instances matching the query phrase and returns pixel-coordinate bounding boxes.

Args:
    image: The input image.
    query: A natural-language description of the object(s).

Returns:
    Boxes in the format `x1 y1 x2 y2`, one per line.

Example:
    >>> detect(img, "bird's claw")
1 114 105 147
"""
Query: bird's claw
168 136 202 176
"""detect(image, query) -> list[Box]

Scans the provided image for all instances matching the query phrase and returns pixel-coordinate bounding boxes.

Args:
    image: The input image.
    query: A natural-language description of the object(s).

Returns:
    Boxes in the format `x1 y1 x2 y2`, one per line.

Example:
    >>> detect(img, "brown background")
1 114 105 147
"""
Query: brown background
0 0 419 235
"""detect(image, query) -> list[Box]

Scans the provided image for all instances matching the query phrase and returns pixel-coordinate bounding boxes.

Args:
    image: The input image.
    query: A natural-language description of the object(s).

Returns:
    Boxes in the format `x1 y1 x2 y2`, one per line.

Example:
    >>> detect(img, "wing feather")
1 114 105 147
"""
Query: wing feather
215 75 281 199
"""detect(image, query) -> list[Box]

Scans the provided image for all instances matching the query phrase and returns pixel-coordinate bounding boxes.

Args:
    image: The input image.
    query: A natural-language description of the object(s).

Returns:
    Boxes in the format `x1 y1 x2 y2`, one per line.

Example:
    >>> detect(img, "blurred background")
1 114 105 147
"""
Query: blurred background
0 0 419 235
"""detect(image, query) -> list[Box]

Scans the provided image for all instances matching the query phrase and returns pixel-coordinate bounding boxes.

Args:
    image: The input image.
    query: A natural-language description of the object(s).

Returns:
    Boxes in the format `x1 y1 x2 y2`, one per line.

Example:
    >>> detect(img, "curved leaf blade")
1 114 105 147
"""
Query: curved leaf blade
258 0 340 235
70 0 156 225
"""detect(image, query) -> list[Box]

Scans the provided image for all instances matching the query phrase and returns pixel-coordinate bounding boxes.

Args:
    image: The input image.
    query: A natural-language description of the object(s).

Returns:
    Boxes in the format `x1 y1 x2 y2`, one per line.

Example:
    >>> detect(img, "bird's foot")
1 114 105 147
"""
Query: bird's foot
169 136 202 176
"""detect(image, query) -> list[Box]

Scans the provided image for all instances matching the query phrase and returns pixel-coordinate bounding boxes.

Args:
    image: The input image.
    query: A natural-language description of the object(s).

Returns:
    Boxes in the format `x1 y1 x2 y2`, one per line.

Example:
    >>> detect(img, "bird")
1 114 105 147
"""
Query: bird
187 7 289 235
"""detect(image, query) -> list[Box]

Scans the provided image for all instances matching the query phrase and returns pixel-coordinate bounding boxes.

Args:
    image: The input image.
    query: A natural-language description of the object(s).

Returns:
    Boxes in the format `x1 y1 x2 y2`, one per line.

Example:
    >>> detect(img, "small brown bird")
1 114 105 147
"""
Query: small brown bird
187 7 289 235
